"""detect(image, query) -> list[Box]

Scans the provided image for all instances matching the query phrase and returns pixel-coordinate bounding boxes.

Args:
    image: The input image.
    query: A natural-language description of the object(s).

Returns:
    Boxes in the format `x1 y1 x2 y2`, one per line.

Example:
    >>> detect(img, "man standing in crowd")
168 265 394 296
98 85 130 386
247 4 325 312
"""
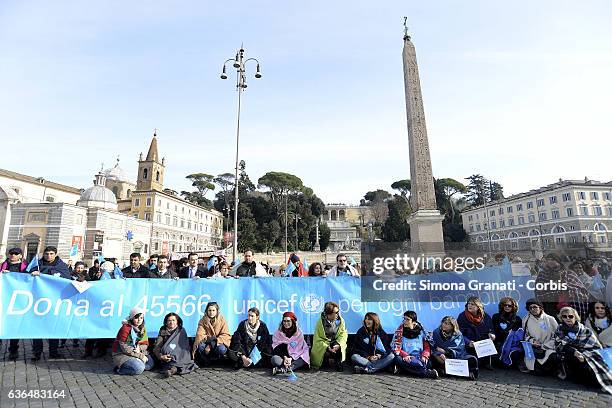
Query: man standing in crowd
236 249 257 277
149 255 177 279
122 252 149 278
88 259 101 280
31 246 71 360
1 247 30 360
179 252 207 279
147 254 159 273
328 253 358 277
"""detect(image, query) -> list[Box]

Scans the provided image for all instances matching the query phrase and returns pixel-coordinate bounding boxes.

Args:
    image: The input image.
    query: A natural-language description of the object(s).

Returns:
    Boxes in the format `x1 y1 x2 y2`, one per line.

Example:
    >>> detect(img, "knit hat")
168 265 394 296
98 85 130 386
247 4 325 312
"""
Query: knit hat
290 254 300 263
525 298 543 311
283 311 297 321
128 306 144 321
101 261 115 272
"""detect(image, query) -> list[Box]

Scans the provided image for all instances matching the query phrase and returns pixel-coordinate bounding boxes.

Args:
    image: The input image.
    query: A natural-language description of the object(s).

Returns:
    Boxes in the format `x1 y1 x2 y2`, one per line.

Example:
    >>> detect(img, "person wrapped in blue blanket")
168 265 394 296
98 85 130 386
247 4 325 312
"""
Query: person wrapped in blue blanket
430 316 478 380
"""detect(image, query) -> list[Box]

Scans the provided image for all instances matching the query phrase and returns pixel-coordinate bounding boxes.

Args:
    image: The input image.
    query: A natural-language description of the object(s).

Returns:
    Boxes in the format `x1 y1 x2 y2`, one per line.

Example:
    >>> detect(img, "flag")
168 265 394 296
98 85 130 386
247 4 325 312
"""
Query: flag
26 255 39 272
302 258 309 271
69 244 78 257
113 266 124 279
249 345 261 366
348 256 356 266
285 261 296 276
375 335 386 353
97 255 105 264
100 271 112 280
287 369 298 381
521 341 535 360
149 262 157 270
207 256 216 271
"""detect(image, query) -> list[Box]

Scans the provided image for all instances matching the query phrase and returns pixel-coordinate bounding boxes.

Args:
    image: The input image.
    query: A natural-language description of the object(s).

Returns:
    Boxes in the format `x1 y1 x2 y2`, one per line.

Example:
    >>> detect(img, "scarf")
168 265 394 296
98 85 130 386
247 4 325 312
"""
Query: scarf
589 317 611 335
464 310 483 325
246 320 260 343
321 313 340 341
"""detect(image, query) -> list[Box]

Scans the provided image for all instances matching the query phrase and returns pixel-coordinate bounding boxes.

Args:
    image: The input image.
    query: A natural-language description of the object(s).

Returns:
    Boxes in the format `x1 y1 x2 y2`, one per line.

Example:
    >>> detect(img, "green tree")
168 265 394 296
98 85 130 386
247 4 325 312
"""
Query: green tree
465 174 489 206
436 178 467 223
489 181 504 201
181 173 215 208
391 179 412 211
382 197 410 242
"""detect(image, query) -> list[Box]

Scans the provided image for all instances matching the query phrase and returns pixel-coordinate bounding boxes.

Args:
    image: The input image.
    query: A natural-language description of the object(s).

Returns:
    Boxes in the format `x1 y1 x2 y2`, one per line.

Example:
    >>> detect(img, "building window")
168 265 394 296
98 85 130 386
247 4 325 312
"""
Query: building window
518 216 525 225
499 219 505 228
476 225 481 231
538 212 547 221
156 212 162 223
562 193 571 202
469 225 474 232
527 202 533 209
180 219 185 228
154 242 159 250
491 221 497 229
133 213 139 219
468 215 473 221
556 237 565 244
156 171 160 182
591 192 599 200
173 217 178 227
549 196 557 204
600 236 607 244
528 214 536 223
537 199 545 207
134 198 140 206
517 204 523 211
581 206 589 216
578 192 586 200
143 168 148 179
146 197 152 207
552 210 560 219
145 212 151 221
166 202 170 209
498 208 504 215
507 206 513 213
187 221 191 229
476 214 479 220
166 214 170 225
508 218 514 226
594 206 603 216
608 207 612 216
566 208 574 217
489 210 494 217
605 192 611 201
45 195 55 202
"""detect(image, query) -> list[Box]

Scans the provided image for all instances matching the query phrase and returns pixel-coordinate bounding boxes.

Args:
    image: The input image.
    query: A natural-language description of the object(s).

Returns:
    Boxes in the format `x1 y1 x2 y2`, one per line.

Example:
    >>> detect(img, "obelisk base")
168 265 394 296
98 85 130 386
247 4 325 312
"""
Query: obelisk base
407 210 445 256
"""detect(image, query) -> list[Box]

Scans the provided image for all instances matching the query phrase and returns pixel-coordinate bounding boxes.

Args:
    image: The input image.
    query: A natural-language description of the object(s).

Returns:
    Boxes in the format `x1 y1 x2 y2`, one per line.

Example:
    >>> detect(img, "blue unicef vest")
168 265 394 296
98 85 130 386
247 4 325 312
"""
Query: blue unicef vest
401 332 424 357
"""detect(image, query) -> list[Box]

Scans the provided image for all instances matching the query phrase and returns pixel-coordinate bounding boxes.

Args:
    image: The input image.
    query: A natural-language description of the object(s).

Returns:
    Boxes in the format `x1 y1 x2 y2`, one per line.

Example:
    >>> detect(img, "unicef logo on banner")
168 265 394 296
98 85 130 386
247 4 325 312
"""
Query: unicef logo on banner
299 293 324 314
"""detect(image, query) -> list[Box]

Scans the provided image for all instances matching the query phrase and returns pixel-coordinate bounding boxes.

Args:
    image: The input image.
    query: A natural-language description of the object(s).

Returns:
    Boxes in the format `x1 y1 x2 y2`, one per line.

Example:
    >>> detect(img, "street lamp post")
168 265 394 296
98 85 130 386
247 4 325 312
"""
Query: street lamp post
220 46 262 262
294 213 301 252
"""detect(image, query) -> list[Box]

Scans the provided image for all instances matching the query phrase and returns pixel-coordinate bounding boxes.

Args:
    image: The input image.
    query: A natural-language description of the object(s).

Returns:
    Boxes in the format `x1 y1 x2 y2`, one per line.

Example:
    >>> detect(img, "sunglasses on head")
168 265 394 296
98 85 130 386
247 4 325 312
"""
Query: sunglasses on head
561 314 575 319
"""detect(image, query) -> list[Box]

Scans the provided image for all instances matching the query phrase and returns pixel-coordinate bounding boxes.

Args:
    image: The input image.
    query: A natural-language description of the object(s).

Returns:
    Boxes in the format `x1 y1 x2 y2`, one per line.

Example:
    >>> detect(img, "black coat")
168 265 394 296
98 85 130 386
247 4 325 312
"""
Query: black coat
148 268 177 279
457 311 494 343
492 313 522 347
236 262 257 277
178 265 209 279
230 320 272 359
352 326 391 358
121 264 150 278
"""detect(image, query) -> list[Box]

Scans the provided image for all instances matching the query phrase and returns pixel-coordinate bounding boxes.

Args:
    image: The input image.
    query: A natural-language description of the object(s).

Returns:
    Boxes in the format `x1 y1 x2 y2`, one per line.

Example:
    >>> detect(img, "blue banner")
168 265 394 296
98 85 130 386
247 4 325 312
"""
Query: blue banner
0 264 534 339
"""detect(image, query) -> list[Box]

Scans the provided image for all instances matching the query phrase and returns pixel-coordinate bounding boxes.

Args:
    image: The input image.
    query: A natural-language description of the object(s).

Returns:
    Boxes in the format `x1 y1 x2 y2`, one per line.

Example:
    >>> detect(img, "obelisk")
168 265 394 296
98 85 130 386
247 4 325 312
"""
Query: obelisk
402 20 444 252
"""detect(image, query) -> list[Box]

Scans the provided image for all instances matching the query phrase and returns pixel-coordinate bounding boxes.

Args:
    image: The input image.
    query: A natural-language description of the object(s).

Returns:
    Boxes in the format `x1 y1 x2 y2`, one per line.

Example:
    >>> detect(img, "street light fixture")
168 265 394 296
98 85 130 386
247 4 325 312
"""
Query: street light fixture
220 45 262 262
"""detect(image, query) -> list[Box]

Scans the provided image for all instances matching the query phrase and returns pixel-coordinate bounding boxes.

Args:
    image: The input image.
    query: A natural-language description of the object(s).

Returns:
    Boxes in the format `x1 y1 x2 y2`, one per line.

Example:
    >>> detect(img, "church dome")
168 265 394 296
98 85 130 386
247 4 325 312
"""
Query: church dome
77 172 118 210
104 158 132 183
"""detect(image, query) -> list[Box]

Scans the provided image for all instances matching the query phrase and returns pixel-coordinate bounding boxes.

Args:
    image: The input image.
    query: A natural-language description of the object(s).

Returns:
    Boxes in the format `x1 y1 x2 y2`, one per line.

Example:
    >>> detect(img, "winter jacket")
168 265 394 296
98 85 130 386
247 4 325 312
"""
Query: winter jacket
112 322 149 368
38 256 71 279
0 261 28 272
351 326 390 358
121 264 150 279
236 262 257 277
327 264 358 277
522 312 558 370
492 312 522 348
391 322 431 359
457 311 494 344
148 268 177 279
229 320 272 358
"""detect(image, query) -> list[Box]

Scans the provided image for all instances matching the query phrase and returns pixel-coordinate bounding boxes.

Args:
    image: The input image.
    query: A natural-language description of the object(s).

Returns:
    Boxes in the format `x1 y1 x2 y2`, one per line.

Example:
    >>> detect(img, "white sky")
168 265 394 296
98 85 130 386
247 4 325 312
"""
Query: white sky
1 1 610 204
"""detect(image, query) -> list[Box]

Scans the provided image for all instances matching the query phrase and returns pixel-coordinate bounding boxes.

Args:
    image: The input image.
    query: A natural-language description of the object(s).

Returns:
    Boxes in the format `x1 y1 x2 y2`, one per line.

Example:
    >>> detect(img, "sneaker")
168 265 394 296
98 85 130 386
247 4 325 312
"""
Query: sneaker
353 366 365 374
468 371 477 381
518 362 530 373
9 351 19 361
272 367 278 376
31 353 41 362
164 367 178 378
393 364 400 375
557 365 567 380
425 369 439 379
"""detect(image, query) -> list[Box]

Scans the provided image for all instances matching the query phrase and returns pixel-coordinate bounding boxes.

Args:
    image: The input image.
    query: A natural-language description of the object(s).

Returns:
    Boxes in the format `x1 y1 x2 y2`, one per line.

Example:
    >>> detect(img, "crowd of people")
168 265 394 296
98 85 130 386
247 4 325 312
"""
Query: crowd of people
1 246 612 393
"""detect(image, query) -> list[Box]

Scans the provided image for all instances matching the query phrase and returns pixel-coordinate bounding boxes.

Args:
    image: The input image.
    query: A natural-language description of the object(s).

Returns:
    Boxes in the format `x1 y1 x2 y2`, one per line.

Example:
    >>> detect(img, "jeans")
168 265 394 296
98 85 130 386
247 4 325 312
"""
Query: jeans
32 339 59 355
351 353 395 373
394 354 429 376
116 356 154 375
197 342 227 365
271 355 307 371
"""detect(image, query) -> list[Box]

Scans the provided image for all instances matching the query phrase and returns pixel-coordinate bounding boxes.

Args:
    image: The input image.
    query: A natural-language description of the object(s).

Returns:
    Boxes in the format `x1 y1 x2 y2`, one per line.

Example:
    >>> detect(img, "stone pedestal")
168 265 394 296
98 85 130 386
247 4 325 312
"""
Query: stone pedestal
407 210 445 255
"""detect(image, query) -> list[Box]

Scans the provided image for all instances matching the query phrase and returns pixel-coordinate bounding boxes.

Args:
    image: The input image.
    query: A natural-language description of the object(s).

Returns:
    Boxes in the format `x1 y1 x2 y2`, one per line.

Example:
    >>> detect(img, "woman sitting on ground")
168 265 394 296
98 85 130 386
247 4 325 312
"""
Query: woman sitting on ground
492 296 524 367
351 312 394 374
585 301 612 348
271 311 310 375
192 302 232 365
430 316 478 380
229 307 272 369
153 312 198 378
554 306 602 383
457 296 495 370
522 298 559 375
111 307 153 375
391 310 438 379
311 301 348 371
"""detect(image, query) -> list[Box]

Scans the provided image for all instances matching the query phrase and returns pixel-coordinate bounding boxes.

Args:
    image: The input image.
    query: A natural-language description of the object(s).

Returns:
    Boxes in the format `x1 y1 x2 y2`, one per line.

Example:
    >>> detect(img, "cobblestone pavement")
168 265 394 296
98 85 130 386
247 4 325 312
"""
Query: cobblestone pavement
1 340 611 408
